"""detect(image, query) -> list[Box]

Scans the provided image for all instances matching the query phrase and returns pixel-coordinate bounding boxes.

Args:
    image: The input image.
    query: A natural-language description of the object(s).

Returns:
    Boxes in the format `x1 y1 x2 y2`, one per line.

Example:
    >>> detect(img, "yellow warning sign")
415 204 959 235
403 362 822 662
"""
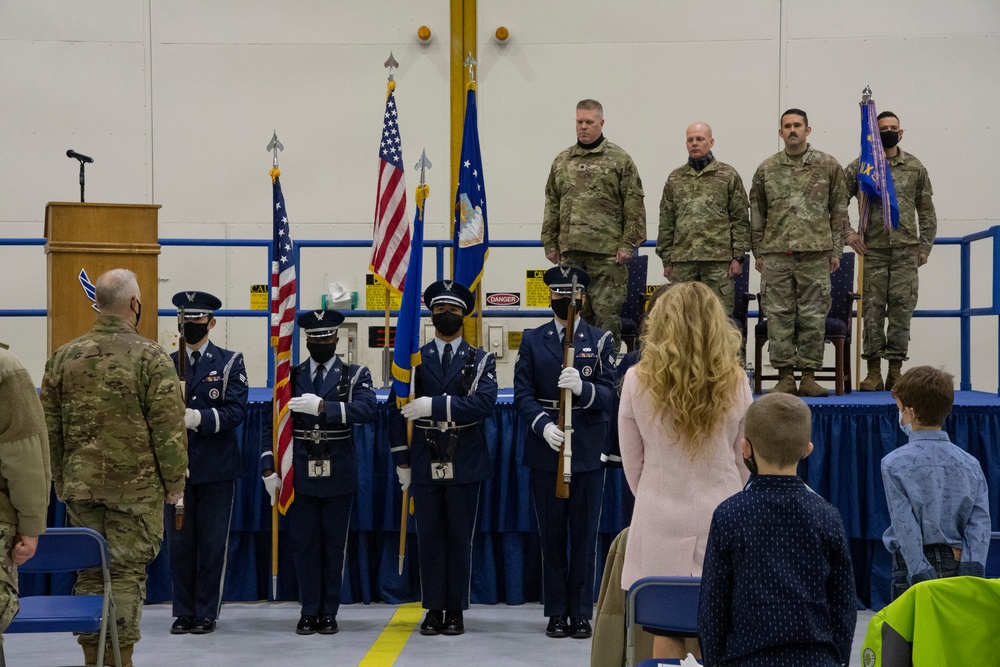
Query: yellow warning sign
250 284 268 310
365 275 402 310
525 270 549 308
508 331 523 350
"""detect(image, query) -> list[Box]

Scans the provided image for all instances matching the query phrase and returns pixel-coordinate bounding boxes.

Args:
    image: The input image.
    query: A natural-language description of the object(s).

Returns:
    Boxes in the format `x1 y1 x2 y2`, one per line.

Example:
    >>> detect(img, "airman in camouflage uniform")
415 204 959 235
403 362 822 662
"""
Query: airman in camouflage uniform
542 99 646 352
41 269 187 667
656 122 750 314
845 111 937 391
0 343 51 641
750 109 849 396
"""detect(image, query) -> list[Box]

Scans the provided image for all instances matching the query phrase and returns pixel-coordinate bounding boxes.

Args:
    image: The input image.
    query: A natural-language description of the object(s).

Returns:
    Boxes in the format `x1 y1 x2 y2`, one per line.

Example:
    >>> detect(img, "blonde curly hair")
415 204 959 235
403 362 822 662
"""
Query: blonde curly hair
633 281 745 453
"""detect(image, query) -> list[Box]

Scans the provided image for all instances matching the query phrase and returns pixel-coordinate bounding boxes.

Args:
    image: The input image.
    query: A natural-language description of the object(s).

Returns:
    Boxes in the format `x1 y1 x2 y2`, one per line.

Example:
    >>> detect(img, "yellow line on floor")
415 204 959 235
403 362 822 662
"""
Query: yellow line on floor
358 602 423 666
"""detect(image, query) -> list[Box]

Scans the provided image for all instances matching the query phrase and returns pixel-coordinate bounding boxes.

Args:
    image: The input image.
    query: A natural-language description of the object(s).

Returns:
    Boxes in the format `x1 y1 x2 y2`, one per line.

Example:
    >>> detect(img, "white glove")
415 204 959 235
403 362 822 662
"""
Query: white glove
396 466 411 492
558 367 584 396
262 472 281 506
184 408 201 430
401 396 433 420
289 393 323 416
543 423 565 452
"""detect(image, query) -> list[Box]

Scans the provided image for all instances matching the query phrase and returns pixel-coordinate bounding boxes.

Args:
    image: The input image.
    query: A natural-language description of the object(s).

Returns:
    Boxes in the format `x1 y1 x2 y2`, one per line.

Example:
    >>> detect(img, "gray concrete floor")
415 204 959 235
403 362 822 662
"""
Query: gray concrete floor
4 603 875 666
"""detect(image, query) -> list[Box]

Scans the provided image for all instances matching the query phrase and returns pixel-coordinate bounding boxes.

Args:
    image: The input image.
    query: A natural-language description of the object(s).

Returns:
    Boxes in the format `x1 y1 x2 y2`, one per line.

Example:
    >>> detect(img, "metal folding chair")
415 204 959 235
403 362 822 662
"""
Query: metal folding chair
2 527 121 667
986 531 1000 578
626 576 702 667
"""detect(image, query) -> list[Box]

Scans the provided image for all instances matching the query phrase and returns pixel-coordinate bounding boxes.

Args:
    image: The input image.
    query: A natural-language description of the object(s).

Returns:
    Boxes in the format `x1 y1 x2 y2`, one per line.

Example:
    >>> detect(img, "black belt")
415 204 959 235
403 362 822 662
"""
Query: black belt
414 420 475 431
294 428 351 442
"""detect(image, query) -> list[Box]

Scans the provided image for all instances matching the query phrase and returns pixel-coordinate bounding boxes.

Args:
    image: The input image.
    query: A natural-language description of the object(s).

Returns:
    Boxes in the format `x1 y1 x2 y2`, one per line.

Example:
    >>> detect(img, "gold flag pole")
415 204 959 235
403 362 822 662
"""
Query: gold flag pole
266 131 285 601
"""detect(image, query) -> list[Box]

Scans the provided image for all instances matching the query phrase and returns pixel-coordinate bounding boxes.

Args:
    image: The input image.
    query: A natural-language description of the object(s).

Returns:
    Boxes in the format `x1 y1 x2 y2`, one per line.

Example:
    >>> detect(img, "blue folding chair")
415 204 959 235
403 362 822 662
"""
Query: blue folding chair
626 576 702 667
2 527 121 667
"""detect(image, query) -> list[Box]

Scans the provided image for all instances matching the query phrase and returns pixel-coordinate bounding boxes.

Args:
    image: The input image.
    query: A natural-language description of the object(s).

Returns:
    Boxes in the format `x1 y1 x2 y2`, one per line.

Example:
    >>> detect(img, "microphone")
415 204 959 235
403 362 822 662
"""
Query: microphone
66 150 94 164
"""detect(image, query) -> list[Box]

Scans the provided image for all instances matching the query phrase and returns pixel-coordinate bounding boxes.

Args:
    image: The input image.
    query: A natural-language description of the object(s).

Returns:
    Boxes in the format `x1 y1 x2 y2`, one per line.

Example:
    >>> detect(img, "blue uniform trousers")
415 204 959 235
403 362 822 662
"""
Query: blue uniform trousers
530 468 605 619
411 481 481 611
287 493 353 617
168 480 234 619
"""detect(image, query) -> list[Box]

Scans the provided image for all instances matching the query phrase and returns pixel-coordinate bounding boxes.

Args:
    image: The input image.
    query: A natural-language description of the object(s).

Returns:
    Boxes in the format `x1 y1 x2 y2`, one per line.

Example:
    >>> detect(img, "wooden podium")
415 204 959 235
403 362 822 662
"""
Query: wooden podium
45 202 162 354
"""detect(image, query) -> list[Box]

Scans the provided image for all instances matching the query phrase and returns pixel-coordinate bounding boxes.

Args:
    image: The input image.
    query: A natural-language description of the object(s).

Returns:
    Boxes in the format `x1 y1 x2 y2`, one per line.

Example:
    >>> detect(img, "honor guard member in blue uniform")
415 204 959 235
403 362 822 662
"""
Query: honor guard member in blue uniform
261 310 376 635
168 291 249 635
387 280 498 637
513 265 616 640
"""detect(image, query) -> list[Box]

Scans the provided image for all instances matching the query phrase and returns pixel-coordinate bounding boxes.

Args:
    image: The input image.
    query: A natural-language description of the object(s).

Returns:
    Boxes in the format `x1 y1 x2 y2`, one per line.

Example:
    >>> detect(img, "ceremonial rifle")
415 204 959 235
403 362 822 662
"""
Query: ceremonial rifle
175 305 187 530
555 275 578 499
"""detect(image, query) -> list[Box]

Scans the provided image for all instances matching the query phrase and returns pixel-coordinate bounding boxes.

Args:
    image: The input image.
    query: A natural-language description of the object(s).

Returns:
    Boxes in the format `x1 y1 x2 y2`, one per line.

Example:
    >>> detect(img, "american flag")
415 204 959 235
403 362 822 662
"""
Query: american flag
370 85 410 292
270 168 296 514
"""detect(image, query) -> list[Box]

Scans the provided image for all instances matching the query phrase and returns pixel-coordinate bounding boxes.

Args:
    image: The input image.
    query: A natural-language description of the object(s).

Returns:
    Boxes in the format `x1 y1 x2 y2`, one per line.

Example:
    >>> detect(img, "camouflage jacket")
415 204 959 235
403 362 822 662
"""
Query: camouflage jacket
749 146 849 258
844 150 937 255
656 158 750 265
0 347 51 537
41 315 187 503
542 138 646 257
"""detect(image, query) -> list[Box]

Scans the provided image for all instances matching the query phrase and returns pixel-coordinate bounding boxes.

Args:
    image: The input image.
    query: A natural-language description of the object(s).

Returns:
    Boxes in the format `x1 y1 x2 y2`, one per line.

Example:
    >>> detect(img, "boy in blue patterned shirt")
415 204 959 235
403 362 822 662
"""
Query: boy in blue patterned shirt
698 393 856 666
882 365 990 600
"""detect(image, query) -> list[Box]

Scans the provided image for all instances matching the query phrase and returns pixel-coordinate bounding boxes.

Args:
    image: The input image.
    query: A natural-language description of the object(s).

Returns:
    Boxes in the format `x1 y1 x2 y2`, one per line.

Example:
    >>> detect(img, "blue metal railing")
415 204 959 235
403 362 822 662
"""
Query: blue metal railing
4 231 999 392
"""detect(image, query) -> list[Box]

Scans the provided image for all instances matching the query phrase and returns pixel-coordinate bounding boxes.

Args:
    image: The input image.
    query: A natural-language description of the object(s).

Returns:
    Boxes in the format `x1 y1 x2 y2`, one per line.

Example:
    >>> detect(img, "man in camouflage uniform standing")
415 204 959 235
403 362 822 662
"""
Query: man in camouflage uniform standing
750 109 849 396
0 343 51 642
845 111 937 391
656 121 750 314
42 268 187 667
542 98 646 352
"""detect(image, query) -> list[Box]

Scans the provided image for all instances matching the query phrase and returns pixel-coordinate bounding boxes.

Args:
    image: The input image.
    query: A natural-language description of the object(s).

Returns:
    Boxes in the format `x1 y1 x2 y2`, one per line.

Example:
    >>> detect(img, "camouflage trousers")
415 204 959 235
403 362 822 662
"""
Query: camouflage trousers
670 261 735 315
761 252 832 370
0 522 19 640
65 498 164 647
861 246 919 361
561 250 627 353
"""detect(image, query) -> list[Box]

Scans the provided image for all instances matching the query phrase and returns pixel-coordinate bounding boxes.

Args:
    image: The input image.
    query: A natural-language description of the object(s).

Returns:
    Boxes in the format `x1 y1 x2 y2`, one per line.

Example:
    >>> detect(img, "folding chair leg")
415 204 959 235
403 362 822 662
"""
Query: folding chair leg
1 643 7 667
754 337 764 395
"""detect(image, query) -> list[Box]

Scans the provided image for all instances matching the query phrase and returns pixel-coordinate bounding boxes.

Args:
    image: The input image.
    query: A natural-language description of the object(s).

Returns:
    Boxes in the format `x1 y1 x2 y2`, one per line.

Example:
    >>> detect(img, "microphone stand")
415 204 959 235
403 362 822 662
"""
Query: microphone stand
78 160 86 202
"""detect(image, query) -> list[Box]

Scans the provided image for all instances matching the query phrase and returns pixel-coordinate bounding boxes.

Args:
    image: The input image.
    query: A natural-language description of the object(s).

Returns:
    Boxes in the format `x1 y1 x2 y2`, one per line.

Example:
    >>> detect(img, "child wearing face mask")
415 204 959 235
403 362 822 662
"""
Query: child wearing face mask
881 365 991 601
698 393 856 667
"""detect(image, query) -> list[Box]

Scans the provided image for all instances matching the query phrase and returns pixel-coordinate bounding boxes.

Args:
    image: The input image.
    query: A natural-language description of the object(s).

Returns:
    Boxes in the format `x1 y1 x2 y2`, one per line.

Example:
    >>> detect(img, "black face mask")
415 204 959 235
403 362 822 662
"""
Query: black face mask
307 342 337 365
432 312 465 337
550 297 572 320
183 322 210 344
133 300 142 326
880 130 901 150
743 441 758 476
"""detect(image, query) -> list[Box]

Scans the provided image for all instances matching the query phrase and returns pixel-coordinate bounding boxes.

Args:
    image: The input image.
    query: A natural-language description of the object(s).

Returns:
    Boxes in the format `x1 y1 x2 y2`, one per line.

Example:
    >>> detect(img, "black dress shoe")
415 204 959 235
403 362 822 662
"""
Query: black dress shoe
318 614 339 635
545 616 569 638
190 617 217 634
442 610 464 636
296 615 319 635
569 617 592 639
170 616 194 635
419 610 444 636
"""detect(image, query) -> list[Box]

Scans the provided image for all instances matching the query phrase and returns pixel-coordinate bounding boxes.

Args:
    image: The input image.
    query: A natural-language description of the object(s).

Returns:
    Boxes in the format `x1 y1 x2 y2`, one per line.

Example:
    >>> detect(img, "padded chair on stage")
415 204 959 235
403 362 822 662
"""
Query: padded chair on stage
626 576 702 667
1 527 121 667
753 253 858 396
731 255 752 359
619 253 650 353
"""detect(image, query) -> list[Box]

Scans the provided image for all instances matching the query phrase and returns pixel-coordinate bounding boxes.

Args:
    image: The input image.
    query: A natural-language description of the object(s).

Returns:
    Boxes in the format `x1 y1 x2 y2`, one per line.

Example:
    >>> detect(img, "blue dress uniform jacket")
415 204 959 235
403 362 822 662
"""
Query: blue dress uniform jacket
261 357 376 619
387 340 497 613
171 342 249 484
388 340 498 485
169 341 249 620
514 318 617 472
513 317 616 622
261 358 377 497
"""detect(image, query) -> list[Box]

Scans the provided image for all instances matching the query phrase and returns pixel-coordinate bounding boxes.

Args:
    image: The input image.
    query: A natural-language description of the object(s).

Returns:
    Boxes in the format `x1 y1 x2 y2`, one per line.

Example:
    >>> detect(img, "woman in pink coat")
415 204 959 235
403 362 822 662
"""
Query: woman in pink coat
618 281 752 659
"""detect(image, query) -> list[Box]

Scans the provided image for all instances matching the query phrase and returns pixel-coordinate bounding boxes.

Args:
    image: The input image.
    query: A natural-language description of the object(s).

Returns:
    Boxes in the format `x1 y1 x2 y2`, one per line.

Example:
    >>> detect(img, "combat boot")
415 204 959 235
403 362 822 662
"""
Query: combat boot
768 367 797 395
82 643 99 667
798 370 829 397
859 358 884 392
885 360 904 392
